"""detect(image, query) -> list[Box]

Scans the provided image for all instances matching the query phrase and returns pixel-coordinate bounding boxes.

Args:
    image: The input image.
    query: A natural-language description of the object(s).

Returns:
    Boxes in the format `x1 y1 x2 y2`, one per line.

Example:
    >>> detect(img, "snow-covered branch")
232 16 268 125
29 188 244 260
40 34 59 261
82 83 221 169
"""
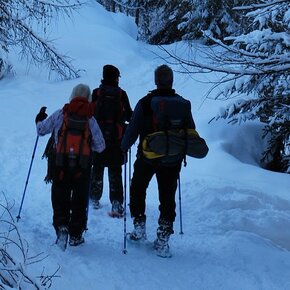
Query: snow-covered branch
159 0 290 173
0 0 83 80
233 0 287 11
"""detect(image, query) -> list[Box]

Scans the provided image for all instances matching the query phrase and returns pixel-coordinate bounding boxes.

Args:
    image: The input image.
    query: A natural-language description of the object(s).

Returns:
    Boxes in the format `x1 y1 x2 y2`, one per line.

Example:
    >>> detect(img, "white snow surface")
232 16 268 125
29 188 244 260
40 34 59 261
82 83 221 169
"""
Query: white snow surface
1 1 290 290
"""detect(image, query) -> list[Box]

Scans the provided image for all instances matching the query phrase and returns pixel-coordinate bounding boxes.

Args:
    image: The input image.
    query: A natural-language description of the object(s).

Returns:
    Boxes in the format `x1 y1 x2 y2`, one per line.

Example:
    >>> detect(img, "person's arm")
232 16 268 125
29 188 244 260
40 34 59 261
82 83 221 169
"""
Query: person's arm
188 112 196 129
36 109 62 136
89 117 106 153
122 91 133 122
121 100 144 152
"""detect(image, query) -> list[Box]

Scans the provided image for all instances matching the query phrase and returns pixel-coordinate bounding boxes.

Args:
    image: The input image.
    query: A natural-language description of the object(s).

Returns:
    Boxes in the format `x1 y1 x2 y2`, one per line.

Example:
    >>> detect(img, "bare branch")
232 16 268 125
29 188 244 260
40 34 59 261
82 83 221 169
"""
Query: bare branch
0 192 59 289
0 0 84 80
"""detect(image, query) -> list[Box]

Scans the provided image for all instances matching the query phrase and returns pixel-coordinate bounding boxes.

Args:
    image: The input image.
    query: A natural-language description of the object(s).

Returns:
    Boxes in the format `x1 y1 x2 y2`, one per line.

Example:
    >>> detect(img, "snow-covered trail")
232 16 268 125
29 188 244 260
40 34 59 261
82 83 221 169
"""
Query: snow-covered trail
12 169 290 290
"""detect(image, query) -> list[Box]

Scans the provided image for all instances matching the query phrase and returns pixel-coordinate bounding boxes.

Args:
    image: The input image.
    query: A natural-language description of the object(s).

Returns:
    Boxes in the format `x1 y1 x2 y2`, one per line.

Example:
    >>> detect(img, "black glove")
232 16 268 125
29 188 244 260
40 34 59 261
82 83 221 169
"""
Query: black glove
35 106 47 124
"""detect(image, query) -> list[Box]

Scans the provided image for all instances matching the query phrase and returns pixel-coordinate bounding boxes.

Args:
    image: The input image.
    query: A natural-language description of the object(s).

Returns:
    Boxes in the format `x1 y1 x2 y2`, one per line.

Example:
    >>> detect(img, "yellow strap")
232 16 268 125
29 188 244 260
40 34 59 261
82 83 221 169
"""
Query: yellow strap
142 129 200 159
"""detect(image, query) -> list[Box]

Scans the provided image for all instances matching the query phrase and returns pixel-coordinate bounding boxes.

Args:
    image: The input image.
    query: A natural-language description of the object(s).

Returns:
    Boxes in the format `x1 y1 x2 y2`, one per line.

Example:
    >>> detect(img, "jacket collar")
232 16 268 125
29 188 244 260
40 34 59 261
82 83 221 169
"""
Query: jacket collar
149 88 176 96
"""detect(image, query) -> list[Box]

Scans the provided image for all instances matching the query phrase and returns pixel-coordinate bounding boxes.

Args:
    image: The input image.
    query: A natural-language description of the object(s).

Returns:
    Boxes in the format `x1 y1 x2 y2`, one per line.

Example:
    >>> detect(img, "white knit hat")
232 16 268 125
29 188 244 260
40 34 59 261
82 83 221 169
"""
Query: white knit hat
70 83 92 102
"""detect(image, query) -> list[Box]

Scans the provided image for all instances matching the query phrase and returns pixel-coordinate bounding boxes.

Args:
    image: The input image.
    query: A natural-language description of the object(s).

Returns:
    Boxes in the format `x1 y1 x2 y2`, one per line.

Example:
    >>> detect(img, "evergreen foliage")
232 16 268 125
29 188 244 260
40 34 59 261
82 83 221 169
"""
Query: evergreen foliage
96 0 251 44
214 0 290 173
99 0 290 173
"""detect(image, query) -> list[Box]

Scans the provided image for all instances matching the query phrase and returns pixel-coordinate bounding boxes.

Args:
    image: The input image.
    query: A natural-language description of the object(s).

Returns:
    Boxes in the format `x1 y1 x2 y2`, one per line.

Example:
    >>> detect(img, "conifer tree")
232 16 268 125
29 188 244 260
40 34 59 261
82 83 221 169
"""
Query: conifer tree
161 0 289 173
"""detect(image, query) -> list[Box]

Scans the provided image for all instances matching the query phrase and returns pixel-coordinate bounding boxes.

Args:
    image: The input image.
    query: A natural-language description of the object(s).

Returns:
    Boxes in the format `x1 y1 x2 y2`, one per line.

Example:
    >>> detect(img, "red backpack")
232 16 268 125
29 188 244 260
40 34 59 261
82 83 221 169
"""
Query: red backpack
93 88 125 144
55 97 93 170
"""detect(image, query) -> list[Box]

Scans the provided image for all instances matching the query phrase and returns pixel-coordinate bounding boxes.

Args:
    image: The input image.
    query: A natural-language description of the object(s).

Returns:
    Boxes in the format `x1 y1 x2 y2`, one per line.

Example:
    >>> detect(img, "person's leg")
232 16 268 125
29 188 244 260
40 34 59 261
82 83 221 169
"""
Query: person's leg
128 158 154 240
69 169 90 244
108 165 123 204
153 163 181 256
130 158 154 218
156 163 181 223
90 164 104 208
51 177 71 249
51 179 71 233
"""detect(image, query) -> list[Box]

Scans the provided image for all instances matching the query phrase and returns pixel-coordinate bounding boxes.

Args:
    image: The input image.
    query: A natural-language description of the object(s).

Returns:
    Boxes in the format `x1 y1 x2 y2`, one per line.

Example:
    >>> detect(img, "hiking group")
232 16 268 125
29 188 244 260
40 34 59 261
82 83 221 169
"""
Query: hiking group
35 64 208 257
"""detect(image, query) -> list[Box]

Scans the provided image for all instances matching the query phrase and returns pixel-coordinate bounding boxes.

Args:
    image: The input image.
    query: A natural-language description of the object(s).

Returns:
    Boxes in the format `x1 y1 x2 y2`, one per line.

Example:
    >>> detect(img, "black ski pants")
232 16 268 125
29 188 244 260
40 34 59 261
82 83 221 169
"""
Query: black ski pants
130 157 181 223
51 168 90 238
90 164 123 204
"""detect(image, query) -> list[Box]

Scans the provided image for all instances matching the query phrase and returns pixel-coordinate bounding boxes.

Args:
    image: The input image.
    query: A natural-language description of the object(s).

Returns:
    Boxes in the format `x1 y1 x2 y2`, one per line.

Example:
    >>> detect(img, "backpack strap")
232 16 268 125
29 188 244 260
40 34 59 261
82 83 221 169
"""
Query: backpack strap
93 88 103 119
140 92 154 135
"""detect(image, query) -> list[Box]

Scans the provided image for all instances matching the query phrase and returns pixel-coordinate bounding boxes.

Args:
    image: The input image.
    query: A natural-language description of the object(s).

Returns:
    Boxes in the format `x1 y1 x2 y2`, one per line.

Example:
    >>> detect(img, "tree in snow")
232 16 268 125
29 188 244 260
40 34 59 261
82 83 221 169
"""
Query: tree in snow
160 0 290 173
182 0 248 42
0 0 83 80
96 0 252 44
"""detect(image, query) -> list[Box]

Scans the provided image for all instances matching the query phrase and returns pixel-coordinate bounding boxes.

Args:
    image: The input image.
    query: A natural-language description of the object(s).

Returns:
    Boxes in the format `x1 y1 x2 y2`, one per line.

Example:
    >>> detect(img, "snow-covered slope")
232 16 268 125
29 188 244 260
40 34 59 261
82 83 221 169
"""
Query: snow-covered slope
1 1 290 289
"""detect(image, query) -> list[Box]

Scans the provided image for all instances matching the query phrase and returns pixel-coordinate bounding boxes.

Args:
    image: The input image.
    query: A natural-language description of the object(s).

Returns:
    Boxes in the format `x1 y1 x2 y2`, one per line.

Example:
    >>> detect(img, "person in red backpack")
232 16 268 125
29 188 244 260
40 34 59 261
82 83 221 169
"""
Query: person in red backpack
90 65 132 217
35 83 105 250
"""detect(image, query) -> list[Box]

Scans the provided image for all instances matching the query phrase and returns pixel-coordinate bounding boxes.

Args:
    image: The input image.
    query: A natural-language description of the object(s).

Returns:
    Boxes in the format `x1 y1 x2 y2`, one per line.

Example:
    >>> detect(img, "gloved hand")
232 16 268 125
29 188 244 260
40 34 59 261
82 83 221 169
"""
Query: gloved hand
35 106 47 124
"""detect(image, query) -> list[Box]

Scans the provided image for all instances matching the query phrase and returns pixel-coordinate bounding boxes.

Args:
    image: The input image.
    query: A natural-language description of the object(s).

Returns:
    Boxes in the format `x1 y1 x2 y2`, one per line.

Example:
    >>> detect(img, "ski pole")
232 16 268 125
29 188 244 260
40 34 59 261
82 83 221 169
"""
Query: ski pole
17 135 39 222
123 151 128 254
129 148 132 186
178 173 184 235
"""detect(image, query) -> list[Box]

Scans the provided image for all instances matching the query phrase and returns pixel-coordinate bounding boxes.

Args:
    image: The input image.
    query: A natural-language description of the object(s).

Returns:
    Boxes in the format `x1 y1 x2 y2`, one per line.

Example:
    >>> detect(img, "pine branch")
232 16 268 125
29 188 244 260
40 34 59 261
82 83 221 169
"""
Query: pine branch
233 0 287 11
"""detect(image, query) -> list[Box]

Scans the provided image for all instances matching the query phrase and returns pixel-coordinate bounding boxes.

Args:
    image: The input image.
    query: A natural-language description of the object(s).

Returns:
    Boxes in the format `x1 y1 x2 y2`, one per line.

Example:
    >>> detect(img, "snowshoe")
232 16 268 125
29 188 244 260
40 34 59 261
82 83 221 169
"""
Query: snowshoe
108 200 124 218
126 231 147 242
55 226 69 251
153 238 172 258
108 211 123 218
127 215 147 241
69 235 85 246
153 219 173 258
92 199 101 210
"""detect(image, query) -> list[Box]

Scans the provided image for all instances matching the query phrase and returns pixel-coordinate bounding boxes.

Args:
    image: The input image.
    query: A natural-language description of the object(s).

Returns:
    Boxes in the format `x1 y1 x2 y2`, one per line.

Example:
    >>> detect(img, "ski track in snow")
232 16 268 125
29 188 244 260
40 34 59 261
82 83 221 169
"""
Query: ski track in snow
4 155 290 290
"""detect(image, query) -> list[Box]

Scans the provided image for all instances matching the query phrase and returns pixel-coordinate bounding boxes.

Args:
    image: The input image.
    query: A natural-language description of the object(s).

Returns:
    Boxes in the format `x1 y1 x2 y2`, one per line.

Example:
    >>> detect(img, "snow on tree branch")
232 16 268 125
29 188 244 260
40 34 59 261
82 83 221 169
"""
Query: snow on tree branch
233 0 287 11
0 0 84 80
159 0 290 173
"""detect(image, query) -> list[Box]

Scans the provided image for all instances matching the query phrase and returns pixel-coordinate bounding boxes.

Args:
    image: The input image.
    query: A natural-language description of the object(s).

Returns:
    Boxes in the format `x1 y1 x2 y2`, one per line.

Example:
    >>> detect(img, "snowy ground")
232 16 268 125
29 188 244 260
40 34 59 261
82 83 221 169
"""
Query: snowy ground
1 1 290 289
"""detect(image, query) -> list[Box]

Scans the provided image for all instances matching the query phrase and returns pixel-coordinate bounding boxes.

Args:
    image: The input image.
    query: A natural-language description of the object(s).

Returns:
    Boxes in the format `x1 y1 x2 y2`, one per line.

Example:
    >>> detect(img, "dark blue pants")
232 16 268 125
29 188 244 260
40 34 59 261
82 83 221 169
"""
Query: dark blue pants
130 158 181 223
90 164 123 204
51 168 90 237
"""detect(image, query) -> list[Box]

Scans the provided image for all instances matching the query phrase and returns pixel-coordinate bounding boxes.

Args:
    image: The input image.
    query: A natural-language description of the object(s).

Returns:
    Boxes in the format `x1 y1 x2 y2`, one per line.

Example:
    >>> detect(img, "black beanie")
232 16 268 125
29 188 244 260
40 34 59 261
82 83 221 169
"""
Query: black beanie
103 64 120 80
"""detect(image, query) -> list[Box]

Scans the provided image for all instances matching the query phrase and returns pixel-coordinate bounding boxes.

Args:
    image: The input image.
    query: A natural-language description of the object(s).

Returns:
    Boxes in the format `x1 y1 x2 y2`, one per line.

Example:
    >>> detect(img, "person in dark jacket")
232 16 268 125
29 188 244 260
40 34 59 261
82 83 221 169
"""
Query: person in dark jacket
121 65 196 257
36 84 105 249
91 65 132 217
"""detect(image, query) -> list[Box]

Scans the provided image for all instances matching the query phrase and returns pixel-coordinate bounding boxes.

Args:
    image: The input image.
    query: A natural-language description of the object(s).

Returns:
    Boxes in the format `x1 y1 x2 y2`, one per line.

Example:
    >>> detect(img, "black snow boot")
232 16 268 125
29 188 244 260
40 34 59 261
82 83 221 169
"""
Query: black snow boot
56 225 69 251
69 235 85 246
153 219 174 258
128 215 147 241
